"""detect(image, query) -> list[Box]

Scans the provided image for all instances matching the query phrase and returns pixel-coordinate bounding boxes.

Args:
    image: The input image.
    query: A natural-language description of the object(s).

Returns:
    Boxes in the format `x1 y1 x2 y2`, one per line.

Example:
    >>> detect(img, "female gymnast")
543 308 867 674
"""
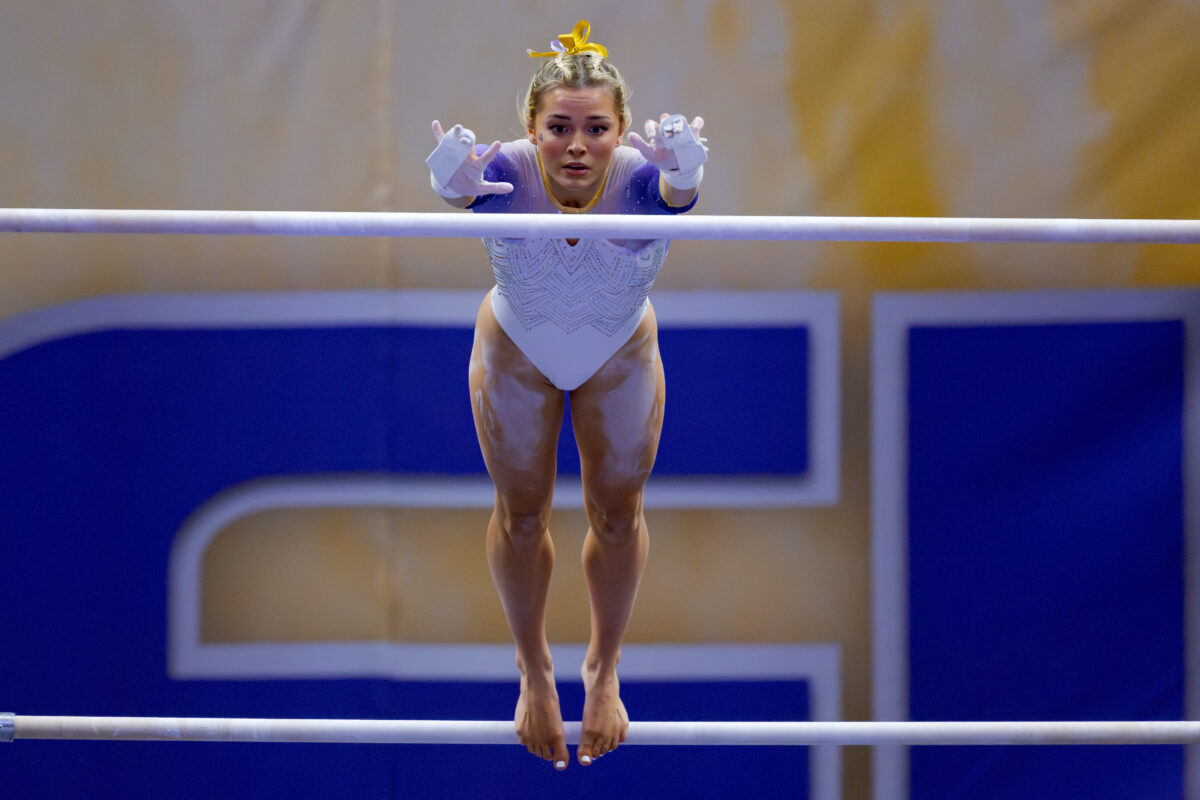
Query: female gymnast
426 20 706 771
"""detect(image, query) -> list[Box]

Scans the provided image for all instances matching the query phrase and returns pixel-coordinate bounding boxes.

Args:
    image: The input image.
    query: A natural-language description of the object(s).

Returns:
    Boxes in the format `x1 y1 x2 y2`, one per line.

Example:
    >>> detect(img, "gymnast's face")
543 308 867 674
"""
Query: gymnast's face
529 87 624 208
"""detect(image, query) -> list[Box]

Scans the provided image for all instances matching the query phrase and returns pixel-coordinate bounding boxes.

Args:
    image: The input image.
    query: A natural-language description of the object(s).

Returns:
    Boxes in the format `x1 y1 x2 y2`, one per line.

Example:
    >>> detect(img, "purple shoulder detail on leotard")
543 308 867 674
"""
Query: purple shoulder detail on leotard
623 161 698 215
467 145 516 213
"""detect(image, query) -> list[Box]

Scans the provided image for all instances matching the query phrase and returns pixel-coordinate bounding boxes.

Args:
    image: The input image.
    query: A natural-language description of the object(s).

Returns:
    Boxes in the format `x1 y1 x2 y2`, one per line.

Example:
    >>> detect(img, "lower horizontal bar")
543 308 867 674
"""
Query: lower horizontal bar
5 714 1199 745
1 209 1199 243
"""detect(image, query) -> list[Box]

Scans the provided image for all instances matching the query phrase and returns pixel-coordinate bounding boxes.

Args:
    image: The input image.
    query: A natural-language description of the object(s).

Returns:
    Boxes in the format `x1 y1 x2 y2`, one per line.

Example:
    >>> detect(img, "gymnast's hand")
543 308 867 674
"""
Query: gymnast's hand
628 114 707 190
428 121 514 200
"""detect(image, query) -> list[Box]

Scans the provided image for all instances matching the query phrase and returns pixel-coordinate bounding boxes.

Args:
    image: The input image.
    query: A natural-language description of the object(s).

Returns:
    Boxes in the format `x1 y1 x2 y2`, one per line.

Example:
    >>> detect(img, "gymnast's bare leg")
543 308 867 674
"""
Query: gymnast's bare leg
569 303 665 766
469 292 569 769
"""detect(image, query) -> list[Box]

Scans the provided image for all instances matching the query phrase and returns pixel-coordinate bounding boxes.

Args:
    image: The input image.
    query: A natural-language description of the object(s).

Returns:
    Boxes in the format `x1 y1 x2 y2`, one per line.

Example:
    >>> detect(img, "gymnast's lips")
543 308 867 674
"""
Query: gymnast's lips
562 162 590 174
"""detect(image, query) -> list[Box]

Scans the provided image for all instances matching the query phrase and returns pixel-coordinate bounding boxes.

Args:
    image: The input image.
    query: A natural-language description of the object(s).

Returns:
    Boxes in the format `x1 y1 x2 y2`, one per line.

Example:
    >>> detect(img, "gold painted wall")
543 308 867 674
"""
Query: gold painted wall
3 3 1198 797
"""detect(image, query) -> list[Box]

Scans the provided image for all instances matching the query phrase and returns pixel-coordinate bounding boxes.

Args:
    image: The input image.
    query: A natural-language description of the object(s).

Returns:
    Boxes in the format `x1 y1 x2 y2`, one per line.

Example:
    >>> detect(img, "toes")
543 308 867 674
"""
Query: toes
577 736 597 766
579 737 617 764
552 733 568 770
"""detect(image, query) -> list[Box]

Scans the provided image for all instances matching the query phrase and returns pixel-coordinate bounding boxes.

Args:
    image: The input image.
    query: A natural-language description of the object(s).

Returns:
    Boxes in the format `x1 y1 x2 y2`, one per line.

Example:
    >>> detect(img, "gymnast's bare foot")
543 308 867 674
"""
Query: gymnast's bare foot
577 656 629 766
515 661 568 770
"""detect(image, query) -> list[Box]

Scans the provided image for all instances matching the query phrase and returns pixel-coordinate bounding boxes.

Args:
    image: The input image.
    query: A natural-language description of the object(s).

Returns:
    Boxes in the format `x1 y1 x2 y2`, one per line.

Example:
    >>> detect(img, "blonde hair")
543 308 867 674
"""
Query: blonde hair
520 52 632 134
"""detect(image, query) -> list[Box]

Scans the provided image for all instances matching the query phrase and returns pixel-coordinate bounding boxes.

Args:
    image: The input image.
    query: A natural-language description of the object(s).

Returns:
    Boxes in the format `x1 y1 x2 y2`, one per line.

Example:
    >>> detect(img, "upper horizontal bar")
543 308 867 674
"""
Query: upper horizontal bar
7 714 1200 745
1 209 1199 243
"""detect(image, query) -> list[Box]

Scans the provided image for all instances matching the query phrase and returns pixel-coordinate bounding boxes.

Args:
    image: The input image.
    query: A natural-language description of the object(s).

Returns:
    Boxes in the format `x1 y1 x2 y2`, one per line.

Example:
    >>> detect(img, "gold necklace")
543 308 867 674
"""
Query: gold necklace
537 150 609 214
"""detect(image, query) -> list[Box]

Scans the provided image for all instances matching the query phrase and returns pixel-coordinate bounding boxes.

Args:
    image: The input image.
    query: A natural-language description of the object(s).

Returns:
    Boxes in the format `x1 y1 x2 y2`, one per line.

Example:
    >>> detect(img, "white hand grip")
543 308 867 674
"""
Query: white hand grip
659 114 707 173
426 125 476 189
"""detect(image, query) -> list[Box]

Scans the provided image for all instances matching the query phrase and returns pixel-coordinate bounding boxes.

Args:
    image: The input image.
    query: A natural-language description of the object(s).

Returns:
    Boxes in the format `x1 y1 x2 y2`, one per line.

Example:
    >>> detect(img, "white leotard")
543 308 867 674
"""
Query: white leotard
468 138 696 390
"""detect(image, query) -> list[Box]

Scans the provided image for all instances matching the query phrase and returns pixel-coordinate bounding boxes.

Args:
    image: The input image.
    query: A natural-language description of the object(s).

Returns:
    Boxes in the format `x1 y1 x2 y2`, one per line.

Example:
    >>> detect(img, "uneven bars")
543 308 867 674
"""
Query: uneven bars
1 209 1199 243
4 714 1199 745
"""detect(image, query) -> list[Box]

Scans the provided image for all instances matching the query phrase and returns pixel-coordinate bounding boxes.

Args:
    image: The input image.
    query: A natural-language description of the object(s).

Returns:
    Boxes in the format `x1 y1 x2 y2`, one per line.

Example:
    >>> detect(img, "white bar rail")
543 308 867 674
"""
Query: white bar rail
1 209 1199 243
4 715 1199 745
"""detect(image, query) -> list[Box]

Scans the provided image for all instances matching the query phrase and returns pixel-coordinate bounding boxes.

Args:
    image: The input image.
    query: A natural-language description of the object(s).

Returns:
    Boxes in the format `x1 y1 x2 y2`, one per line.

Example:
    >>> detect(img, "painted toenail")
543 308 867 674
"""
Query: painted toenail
556 760 566 769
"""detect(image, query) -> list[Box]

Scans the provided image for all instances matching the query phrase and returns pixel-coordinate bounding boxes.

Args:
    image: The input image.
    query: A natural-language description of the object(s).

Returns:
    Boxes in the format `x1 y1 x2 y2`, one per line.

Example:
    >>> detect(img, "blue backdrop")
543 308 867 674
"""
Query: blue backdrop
907 320 1186 798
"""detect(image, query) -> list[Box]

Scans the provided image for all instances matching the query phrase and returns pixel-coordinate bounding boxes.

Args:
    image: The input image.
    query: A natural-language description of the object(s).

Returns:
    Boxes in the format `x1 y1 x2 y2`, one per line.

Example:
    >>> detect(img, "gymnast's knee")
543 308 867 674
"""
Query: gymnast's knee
494 506 550 548
584 499 645 547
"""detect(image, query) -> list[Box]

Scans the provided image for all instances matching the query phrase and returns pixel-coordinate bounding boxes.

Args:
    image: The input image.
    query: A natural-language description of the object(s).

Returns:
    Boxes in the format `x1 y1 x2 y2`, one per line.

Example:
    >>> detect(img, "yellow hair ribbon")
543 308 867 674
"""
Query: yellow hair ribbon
527 19 608 59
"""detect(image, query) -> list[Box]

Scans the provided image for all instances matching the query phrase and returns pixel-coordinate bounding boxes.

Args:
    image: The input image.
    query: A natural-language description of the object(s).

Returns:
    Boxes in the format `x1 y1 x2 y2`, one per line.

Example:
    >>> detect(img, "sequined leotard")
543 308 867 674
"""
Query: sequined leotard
468 138 696 390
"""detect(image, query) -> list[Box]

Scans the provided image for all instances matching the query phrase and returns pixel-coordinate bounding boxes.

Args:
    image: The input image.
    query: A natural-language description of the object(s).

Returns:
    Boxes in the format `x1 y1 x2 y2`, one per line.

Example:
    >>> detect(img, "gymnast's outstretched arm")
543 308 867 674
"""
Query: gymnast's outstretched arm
628 113 707 207
427 121 513 209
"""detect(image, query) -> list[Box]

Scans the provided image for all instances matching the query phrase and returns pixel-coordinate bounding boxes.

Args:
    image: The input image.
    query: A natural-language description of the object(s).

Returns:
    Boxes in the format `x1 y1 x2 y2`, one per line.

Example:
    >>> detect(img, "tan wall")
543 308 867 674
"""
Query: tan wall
3 3 1198 797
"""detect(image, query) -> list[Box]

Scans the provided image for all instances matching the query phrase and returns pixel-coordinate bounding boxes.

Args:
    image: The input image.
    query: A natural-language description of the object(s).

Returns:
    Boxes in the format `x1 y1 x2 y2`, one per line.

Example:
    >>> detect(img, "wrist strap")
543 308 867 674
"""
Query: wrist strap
430 172 468 199
661 164 703 191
